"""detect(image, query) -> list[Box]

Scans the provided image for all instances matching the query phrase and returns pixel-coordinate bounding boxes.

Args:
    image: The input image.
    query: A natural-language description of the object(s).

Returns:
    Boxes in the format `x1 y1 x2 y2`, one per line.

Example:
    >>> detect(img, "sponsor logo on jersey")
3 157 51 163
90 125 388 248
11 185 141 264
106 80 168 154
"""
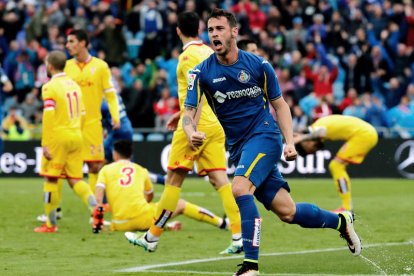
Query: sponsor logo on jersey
237 70 250 83
213 91 227 103
227 86 261 99
187 73 196 90
212 77 226 83
213 86 262 103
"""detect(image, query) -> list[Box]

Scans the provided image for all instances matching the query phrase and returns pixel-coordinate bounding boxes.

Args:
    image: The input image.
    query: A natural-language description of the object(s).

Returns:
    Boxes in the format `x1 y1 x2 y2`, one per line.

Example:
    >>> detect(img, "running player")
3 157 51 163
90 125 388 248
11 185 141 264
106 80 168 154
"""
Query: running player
182 9 361 275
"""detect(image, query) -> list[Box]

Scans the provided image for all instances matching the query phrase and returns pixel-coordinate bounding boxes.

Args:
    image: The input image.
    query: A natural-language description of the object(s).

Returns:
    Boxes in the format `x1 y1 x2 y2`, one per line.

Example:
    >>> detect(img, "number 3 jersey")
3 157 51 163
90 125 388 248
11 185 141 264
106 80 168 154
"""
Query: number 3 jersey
96 160 154 221
184 50 283 152
41 72 85 146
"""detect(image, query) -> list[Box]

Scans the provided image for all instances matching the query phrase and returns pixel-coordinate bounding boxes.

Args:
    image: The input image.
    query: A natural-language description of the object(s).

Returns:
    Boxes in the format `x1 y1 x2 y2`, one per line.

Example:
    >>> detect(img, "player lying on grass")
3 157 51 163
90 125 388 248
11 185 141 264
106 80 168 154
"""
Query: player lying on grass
294 115 378 214
92 140 230 234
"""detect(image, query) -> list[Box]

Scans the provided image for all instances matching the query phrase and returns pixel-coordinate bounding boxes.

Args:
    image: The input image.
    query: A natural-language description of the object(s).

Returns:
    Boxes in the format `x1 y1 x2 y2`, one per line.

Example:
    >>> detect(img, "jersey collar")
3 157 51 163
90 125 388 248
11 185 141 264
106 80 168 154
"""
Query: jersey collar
76 55 92 64
52 72 66 79
182 40 203 51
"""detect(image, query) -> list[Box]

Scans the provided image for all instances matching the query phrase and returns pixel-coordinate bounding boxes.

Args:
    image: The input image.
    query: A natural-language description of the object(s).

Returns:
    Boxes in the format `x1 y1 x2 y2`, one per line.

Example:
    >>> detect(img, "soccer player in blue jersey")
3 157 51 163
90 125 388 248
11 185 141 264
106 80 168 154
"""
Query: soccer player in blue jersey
101 94 133 162
182 9 361 276
101 94 166 184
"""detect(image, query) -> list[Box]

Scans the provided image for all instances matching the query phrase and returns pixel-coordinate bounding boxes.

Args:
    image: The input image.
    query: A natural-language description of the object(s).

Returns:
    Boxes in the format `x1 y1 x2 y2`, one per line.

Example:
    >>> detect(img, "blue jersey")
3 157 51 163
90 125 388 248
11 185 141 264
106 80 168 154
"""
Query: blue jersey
102 94 133 161
101 94 130 131
184 50 282 150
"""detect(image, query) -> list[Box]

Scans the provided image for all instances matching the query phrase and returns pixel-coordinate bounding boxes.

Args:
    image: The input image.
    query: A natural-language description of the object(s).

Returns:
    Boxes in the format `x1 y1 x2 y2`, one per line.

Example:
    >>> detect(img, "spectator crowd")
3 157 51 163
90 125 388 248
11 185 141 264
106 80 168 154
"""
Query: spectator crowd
2 0 414 141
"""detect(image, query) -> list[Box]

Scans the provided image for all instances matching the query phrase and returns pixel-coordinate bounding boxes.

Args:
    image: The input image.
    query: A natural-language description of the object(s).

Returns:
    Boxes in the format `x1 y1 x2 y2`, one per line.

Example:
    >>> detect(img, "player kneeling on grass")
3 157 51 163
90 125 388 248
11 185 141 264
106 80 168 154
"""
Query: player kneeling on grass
35 51 98 233
92 140 229 234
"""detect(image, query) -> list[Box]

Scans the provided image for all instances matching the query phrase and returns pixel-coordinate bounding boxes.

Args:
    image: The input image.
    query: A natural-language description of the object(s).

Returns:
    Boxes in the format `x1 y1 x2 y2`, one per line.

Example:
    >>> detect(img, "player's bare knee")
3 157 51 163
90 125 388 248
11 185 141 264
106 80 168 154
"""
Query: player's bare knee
208 172 228 190
166 170 187 187
175 199 186 215
232 177 250 197
88 162 102 173
277 206 296 223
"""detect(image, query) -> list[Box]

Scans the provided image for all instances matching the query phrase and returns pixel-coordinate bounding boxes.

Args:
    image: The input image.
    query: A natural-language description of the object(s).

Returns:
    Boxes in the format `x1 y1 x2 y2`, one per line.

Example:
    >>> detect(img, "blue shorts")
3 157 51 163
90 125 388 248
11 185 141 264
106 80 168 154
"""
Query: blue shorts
233 132 290 210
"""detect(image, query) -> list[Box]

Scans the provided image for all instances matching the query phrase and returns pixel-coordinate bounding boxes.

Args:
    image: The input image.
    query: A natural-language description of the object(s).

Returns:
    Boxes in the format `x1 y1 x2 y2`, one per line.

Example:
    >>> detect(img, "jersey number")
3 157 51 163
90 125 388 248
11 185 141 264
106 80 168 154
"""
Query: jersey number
66 91 79 118
120 167 135 186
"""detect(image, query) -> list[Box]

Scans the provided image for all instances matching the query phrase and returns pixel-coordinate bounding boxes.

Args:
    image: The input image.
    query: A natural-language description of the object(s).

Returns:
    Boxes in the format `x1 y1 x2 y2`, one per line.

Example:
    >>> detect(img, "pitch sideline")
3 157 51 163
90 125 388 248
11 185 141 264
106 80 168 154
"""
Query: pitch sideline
117 241 413 273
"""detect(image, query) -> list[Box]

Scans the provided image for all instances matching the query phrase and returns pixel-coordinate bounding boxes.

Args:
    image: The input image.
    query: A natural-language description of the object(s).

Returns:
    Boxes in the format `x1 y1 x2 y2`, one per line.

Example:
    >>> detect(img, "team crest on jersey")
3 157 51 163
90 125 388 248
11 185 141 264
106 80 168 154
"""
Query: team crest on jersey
188 73 196 90
237 70 250 83
213 91 227 103
90 67 96 74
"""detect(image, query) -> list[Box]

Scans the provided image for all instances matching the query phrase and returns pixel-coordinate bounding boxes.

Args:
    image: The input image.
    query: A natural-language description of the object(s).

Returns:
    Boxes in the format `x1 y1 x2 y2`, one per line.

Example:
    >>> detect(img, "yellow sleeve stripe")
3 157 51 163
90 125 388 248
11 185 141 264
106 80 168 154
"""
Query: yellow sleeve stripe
263 72 268 99
104 88 116 93
197 79 201 107
244 153 266 178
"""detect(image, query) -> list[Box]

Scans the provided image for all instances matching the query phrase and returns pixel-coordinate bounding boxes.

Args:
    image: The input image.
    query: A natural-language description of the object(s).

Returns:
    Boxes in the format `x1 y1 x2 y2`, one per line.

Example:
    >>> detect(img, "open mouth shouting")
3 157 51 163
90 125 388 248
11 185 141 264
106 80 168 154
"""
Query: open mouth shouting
212 39 223 51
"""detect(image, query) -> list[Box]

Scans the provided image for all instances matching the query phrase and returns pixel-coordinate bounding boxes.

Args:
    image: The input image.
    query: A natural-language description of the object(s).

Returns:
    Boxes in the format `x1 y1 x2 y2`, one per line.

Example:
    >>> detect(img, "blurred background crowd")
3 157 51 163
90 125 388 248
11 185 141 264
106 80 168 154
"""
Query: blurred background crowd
1 0 414 142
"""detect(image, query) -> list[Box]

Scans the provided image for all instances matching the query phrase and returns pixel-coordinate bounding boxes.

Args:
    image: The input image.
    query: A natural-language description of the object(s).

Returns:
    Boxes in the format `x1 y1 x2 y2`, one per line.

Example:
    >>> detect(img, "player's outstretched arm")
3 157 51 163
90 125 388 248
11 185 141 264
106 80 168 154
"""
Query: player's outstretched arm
182 106 206 150
295 127 327 143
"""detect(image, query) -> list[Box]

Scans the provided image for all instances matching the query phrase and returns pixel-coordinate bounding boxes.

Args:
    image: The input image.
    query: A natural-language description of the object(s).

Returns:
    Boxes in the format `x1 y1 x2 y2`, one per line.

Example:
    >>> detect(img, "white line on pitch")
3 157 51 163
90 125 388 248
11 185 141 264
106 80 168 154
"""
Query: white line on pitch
117 241 413 273
127 270 386 276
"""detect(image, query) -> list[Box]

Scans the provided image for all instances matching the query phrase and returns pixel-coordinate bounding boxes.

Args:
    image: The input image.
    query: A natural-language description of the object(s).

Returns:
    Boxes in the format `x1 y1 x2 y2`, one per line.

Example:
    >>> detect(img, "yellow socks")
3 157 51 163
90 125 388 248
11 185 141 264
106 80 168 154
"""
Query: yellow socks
88 173 98 194
72 180 97 211
183 201 221 226
218 183 242 234
329 159 352 210
43 182 60 227
149 184 181 238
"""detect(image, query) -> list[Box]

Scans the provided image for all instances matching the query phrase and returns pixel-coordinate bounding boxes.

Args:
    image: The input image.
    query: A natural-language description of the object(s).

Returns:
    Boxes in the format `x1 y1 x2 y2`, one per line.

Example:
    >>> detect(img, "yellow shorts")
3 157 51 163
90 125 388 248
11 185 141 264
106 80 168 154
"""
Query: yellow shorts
82 122 104 162
40 132 83 179
168 125 227 176
110 203 157 232
336 129 378 164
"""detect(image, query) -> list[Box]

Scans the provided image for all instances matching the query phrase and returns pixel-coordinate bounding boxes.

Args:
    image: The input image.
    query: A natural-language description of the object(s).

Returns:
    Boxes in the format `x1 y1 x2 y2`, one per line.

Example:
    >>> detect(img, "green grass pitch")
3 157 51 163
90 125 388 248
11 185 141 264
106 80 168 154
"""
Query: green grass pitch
1 178 413 275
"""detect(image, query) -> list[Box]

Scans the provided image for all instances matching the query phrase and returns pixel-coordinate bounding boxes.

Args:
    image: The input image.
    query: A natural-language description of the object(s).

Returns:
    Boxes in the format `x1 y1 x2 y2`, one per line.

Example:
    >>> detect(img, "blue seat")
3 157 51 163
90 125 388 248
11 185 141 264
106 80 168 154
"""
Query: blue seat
146 133 165 141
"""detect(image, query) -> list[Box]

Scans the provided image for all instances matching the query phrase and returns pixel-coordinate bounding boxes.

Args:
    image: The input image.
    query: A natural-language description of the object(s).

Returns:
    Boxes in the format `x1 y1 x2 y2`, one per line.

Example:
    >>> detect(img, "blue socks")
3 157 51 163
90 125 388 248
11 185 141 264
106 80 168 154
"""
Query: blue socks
292 203 340 229
236 195 261 262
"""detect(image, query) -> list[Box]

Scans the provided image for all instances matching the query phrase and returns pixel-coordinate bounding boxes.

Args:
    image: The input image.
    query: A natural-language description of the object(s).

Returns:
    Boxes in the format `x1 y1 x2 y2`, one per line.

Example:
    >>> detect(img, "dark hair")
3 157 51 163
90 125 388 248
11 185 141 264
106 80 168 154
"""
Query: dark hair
68 29 89 47
207 8 238 28
295 142 308 157
237 39 257 51
177 12 199 37
113 140 133 158
295 140 325 156
47 50 67 71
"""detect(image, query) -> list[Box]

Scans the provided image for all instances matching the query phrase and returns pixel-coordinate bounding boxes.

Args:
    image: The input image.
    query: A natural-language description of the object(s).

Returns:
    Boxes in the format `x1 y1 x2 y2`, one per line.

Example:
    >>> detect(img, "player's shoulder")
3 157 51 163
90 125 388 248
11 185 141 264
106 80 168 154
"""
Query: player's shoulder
41 81 53 94
133 163 147 173
91 57 109 68
239 50 267 65
196 53 215 70
65 58 77 67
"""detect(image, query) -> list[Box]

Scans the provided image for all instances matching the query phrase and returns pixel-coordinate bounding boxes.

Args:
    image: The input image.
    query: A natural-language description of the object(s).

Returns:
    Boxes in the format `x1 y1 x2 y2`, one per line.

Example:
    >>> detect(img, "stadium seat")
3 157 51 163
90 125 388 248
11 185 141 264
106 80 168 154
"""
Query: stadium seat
146 133 165 141
133 133 145 142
